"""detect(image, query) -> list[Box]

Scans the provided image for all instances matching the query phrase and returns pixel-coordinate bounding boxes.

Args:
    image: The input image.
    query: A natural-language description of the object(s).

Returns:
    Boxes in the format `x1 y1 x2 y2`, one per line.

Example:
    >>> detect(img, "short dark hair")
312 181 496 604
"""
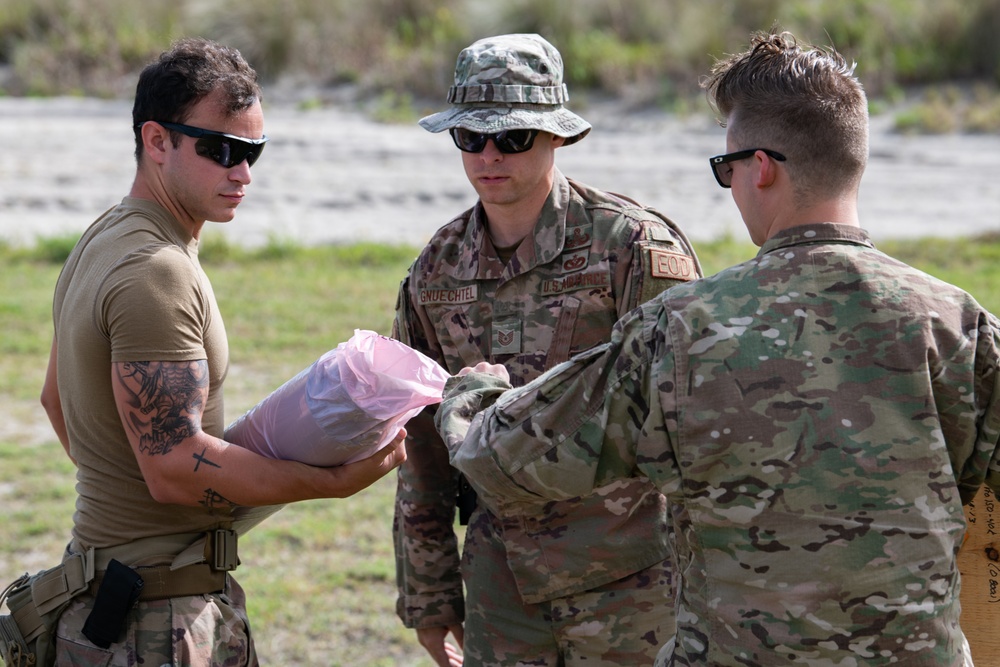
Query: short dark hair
132 38 262 161
702 30 869 204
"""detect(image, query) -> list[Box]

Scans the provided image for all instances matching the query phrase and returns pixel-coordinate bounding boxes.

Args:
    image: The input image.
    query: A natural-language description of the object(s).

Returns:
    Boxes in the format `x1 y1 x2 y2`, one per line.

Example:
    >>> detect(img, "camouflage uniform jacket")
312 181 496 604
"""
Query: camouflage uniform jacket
437 223 1000 665
392 169 700 628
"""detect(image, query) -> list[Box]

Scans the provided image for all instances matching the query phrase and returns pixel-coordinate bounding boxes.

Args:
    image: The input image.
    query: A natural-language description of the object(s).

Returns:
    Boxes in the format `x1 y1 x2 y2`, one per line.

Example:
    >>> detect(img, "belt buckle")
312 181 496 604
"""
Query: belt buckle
210 529 239 571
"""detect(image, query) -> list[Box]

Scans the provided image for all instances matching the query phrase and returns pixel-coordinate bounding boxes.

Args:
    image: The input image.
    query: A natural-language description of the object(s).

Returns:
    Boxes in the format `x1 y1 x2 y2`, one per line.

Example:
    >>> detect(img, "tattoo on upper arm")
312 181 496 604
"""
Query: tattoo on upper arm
115 360 208 456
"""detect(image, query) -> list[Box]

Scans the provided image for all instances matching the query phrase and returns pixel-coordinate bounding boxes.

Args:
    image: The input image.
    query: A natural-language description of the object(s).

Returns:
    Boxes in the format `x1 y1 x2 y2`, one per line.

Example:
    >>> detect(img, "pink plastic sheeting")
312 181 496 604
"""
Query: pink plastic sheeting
224 330 450 534
225 329 449 466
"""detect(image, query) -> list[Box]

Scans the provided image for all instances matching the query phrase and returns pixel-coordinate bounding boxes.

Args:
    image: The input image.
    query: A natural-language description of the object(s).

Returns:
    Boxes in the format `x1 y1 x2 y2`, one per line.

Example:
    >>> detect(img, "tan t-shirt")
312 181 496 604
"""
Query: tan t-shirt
53 197 230 548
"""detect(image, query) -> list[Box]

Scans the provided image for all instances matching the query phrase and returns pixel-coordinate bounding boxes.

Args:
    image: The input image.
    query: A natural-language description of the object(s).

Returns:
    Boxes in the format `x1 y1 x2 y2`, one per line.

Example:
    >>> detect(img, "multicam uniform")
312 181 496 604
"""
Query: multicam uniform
438 223 1000 666
393 170 700 663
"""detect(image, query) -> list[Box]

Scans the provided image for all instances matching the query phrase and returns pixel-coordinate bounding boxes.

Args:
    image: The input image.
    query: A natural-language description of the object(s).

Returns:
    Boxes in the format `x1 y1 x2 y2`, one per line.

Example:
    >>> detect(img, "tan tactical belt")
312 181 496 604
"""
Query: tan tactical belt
7 529 238 647
88 562 226 602
87 527 239 601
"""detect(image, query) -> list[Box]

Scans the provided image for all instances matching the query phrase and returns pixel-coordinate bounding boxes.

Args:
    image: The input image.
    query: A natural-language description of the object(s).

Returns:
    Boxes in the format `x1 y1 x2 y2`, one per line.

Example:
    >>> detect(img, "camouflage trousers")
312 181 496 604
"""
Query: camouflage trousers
461 508 675 666
53 574 257 666
650 616 977 666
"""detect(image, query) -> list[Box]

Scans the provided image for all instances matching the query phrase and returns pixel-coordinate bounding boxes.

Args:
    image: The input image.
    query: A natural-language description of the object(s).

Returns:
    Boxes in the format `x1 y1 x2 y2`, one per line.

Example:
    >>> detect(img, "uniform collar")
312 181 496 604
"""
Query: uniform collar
461 169 570 281
758 223 875 257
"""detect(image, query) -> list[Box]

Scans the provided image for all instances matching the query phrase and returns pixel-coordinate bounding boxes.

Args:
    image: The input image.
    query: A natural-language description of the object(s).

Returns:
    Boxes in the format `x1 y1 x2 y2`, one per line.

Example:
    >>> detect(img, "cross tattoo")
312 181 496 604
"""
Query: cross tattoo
193 447 221 472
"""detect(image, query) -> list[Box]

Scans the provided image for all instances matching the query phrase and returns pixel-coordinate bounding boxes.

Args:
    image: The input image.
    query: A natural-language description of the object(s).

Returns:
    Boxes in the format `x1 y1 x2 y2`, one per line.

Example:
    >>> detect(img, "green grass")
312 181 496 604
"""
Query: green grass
2 233 999 664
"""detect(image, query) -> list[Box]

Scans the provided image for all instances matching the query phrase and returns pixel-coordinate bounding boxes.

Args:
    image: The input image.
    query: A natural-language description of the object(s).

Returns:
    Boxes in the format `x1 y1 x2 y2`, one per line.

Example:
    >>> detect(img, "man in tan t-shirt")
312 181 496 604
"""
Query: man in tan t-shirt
35 38 405 665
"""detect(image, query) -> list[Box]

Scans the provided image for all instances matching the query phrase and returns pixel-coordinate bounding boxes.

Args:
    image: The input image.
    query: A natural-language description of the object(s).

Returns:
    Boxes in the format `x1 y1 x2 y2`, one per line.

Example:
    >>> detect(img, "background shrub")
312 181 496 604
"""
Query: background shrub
2 0 999 111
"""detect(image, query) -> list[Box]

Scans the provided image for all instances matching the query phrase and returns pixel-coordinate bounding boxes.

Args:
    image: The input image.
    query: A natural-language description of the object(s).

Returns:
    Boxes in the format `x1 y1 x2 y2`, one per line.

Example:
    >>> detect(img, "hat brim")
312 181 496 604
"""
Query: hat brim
419 104 591 146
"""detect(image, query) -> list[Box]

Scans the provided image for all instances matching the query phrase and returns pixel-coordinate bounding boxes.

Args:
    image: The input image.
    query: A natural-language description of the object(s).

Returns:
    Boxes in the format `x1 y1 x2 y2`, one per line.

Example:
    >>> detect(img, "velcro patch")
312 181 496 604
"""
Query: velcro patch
564 224 594 250
542 270 610 296
418 285 479 306
650 249 696 281
491 318 522 355
559 249 589 274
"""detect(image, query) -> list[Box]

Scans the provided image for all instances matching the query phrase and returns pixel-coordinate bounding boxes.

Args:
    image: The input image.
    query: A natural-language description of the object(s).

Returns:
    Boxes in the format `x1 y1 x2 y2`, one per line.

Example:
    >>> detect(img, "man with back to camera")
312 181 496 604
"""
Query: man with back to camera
19 37 405 665
434 30 1000 666
392 33 702 667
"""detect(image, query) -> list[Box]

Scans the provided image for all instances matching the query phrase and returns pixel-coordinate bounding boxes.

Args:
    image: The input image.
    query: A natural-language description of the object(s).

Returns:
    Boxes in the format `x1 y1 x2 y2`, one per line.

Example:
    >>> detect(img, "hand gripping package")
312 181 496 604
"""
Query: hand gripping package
224 330 449 532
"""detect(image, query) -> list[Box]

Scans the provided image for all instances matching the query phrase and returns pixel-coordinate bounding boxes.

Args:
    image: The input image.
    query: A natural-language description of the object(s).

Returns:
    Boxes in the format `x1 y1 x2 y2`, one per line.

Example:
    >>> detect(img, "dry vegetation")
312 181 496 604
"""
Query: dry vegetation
1 0 999 131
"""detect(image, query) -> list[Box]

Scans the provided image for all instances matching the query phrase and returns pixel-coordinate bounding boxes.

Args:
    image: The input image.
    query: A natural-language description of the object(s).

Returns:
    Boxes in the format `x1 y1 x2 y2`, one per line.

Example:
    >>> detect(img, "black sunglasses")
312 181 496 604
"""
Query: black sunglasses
450 127 540 154
709 148 786 188
137 121 268 168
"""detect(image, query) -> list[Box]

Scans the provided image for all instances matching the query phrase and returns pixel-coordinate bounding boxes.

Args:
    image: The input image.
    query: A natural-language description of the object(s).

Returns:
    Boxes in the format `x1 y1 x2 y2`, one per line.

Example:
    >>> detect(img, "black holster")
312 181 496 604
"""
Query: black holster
81 559 143 649
457 475 478 526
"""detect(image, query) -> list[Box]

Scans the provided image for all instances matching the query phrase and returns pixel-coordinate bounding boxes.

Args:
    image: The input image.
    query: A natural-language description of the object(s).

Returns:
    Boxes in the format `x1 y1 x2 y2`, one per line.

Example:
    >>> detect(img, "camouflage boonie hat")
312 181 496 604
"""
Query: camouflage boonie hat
419 34 591 145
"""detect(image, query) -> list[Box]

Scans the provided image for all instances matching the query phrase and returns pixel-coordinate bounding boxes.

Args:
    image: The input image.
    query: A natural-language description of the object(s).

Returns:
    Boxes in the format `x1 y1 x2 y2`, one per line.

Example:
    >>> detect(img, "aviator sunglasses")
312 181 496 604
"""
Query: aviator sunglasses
709 148 786 188
136 121 268 168
450 127 540 154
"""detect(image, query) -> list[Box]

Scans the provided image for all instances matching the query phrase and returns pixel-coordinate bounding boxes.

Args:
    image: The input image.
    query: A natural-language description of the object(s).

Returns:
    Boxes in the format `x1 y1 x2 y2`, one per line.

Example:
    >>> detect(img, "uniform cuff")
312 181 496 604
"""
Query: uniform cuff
396 590 465 629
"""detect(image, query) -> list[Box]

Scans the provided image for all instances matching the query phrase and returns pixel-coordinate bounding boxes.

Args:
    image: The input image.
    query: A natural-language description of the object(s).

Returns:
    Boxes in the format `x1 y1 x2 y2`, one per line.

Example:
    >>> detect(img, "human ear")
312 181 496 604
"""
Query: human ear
753 150 778 189
140 122 170 165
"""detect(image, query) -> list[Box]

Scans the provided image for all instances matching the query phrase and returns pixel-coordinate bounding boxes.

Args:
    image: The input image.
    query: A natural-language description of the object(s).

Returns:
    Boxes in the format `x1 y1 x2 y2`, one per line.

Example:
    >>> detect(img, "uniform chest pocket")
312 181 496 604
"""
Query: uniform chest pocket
432 305 490 371
430 289 615 376
549 293 616 365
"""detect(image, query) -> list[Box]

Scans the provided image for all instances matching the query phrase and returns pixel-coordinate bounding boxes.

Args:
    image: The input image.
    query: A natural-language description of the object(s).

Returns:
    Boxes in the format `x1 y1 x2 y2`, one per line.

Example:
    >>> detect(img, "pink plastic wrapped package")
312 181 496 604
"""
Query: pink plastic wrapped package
224 330 449 466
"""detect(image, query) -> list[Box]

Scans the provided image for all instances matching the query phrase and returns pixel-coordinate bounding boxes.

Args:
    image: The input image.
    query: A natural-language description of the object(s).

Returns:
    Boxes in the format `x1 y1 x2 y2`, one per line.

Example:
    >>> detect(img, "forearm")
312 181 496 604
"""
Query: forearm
395 409 465 627
436 309 664 512
139 429 405 507
112 359 404 507
395 520 465 629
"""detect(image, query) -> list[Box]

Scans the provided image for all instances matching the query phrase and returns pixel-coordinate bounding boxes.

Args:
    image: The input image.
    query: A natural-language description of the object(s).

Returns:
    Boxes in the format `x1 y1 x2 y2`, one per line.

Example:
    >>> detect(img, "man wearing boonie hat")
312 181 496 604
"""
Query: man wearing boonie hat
391 33 702 666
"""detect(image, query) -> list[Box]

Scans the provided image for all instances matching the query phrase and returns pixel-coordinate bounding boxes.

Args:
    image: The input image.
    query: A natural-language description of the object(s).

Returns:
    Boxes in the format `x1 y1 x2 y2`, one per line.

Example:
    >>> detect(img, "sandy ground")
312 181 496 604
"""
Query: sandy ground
2 96 1000 248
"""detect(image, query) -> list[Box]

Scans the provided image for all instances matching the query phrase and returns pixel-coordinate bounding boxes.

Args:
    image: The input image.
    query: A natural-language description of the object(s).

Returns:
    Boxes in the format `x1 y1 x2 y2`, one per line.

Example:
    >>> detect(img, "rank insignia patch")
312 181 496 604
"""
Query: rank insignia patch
491 318 522 355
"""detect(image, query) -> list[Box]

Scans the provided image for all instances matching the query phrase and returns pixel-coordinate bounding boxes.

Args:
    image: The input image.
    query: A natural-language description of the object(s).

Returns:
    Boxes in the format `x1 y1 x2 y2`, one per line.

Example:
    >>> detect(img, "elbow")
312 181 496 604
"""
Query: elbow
147 483 184 506
138 436 224 507
142 468 201 506
145 478 188 506
40 385 59 419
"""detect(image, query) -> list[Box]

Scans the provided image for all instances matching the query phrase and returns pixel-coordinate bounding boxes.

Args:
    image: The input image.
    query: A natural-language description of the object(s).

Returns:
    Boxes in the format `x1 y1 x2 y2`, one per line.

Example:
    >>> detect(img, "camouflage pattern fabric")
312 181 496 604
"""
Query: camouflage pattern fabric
437 223 1000 666
418 33 592 144
54 576 256 666
461 505 675 666
393 170 700 644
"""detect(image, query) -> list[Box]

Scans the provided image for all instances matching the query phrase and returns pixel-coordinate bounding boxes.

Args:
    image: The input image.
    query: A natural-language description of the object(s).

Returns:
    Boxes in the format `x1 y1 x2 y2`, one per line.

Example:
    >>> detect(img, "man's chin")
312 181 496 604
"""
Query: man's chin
208 210 238 224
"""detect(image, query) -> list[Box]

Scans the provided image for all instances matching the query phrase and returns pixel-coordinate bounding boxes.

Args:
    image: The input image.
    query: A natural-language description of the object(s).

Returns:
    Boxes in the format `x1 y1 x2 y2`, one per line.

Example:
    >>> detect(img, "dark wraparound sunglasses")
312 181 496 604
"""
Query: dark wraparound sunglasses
450 127 540 154
136 121 268 167
709 148 786 188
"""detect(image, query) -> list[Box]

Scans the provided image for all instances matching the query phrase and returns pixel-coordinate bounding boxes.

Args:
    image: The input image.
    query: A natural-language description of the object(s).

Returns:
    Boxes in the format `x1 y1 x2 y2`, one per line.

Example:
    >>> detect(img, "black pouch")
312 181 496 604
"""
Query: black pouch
81 559 144 649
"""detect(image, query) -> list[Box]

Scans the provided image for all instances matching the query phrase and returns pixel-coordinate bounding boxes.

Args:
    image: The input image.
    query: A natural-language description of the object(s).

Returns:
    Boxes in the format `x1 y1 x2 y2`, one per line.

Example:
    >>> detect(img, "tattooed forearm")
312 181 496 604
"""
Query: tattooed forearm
115 360 209 456
200 487 236 510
